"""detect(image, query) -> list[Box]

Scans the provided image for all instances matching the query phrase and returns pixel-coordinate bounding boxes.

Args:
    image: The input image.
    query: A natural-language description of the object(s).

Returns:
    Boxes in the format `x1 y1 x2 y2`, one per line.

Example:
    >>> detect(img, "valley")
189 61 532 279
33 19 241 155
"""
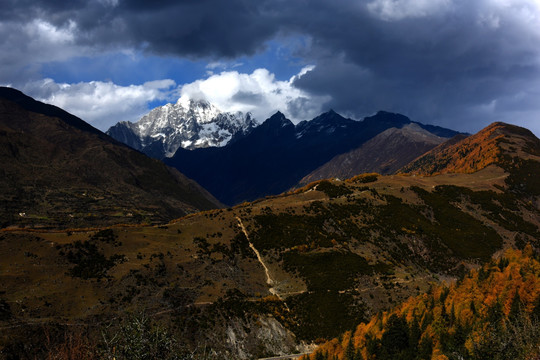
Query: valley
2 158 539 358
0 89 539 359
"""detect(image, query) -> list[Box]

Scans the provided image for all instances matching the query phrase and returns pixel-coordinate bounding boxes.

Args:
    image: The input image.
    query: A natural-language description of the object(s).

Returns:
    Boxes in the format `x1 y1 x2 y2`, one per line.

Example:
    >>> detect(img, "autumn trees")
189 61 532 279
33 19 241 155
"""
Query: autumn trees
304 247 540 360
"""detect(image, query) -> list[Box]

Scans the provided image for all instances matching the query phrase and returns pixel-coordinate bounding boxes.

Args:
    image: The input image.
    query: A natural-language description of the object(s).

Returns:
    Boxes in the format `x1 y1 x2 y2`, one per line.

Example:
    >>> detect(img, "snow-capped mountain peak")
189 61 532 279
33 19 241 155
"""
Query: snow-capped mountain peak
107 97 259 158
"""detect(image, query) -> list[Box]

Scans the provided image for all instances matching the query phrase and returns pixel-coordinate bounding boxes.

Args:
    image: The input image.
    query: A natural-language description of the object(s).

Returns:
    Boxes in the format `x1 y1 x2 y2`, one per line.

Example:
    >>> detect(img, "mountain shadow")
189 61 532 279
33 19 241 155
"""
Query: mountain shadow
0 87 222 229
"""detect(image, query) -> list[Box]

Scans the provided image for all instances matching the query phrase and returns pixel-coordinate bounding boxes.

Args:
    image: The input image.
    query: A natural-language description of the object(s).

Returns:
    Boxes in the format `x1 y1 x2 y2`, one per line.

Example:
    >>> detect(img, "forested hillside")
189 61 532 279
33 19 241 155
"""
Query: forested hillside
303 247 540 360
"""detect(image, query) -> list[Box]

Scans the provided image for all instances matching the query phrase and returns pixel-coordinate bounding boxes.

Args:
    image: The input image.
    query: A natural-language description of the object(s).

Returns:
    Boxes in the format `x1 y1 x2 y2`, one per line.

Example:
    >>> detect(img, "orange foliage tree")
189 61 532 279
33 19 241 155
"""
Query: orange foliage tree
302 246 540 360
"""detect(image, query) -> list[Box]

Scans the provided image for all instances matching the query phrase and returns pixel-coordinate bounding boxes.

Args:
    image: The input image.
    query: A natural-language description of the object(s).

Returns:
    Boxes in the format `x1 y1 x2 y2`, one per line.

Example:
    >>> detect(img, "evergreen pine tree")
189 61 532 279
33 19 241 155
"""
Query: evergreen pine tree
344 337 355 360
509 290 523 323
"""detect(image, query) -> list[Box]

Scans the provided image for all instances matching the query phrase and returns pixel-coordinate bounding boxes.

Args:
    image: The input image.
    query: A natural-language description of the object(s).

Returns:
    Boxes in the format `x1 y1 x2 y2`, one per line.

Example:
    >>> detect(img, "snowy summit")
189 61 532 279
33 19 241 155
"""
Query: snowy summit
107 96 258 158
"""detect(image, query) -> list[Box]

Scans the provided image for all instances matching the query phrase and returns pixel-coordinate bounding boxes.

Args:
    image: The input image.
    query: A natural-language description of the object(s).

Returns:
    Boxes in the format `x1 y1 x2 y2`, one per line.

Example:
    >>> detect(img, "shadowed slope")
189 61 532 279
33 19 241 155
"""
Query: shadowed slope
166 111 461 205
0 87 222 228
299 123 447 185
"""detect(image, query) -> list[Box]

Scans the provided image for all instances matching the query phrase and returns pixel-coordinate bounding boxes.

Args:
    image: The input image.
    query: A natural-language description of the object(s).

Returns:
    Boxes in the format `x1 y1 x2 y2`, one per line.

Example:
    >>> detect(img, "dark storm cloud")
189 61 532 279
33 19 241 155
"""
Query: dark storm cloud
2 0 280 58
0 0 84 21
3 0 540 133
279 0 540 131
0 0 279 84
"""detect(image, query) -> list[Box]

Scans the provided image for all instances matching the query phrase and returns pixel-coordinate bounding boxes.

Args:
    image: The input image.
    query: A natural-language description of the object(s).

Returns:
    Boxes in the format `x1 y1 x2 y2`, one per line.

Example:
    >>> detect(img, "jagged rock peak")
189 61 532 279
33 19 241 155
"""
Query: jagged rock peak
320 109 341 118
310 109 349 124
269 111 287 121
263 111 294 128
364 110 412 125
107 96 259 158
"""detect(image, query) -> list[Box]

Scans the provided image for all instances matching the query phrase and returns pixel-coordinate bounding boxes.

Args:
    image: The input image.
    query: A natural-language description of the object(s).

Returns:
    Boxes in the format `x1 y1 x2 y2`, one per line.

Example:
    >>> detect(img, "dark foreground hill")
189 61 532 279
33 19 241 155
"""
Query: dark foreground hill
0 87 222 229
1 121 539 359
166 110 459 205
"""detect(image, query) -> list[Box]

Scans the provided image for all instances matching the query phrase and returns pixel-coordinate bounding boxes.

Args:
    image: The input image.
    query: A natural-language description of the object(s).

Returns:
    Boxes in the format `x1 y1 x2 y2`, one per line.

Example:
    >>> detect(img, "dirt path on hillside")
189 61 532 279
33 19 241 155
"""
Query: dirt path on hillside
236 217 283 300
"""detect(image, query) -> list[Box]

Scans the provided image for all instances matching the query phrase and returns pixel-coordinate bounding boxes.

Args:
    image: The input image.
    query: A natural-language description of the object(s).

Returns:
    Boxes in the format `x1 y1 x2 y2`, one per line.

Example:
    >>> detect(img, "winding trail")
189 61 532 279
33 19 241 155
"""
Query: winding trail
236 216 282 300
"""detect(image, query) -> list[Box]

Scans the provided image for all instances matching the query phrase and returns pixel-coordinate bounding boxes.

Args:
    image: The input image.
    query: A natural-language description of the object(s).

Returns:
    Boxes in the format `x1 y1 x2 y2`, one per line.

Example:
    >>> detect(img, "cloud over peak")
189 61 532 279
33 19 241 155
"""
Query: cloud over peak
179 66 329 122
21 78 177 130
19 67 328 131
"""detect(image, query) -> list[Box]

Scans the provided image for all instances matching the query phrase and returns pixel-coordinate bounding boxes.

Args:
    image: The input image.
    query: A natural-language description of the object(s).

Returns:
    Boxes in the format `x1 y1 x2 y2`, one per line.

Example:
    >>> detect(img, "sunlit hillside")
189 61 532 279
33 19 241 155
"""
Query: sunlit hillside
303 247 540 360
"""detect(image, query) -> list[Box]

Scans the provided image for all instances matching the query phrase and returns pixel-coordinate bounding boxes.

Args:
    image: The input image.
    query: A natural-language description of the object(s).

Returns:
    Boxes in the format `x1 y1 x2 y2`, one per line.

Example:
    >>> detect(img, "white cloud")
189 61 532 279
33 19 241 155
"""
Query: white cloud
22 79 176 130
17 66 329 132
179 66 330 122
367 0 452 21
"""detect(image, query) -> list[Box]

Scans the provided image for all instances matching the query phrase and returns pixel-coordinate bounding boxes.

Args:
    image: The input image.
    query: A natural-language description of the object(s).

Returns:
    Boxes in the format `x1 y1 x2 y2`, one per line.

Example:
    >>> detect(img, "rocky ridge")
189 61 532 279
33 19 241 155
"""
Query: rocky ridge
298 123 448 185
107 97 258 158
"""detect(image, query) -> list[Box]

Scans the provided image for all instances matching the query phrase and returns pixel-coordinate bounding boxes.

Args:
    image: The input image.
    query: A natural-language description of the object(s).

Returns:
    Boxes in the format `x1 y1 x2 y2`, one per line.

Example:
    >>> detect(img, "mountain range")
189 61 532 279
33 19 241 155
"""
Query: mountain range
164 110 461 205
106 97 258 159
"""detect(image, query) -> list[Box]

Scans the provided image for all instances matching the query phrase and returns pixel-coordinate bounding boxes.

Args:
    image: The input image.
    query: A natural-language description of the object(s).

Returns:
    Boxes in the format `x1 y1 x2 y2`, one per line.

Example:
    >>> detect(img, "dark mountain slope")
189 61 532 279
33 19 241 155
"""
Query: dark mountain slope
298 123 447 185
169 111 298 206
0 87 103 137
106 121 142 150
166 110 461 205
0 87 222 228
